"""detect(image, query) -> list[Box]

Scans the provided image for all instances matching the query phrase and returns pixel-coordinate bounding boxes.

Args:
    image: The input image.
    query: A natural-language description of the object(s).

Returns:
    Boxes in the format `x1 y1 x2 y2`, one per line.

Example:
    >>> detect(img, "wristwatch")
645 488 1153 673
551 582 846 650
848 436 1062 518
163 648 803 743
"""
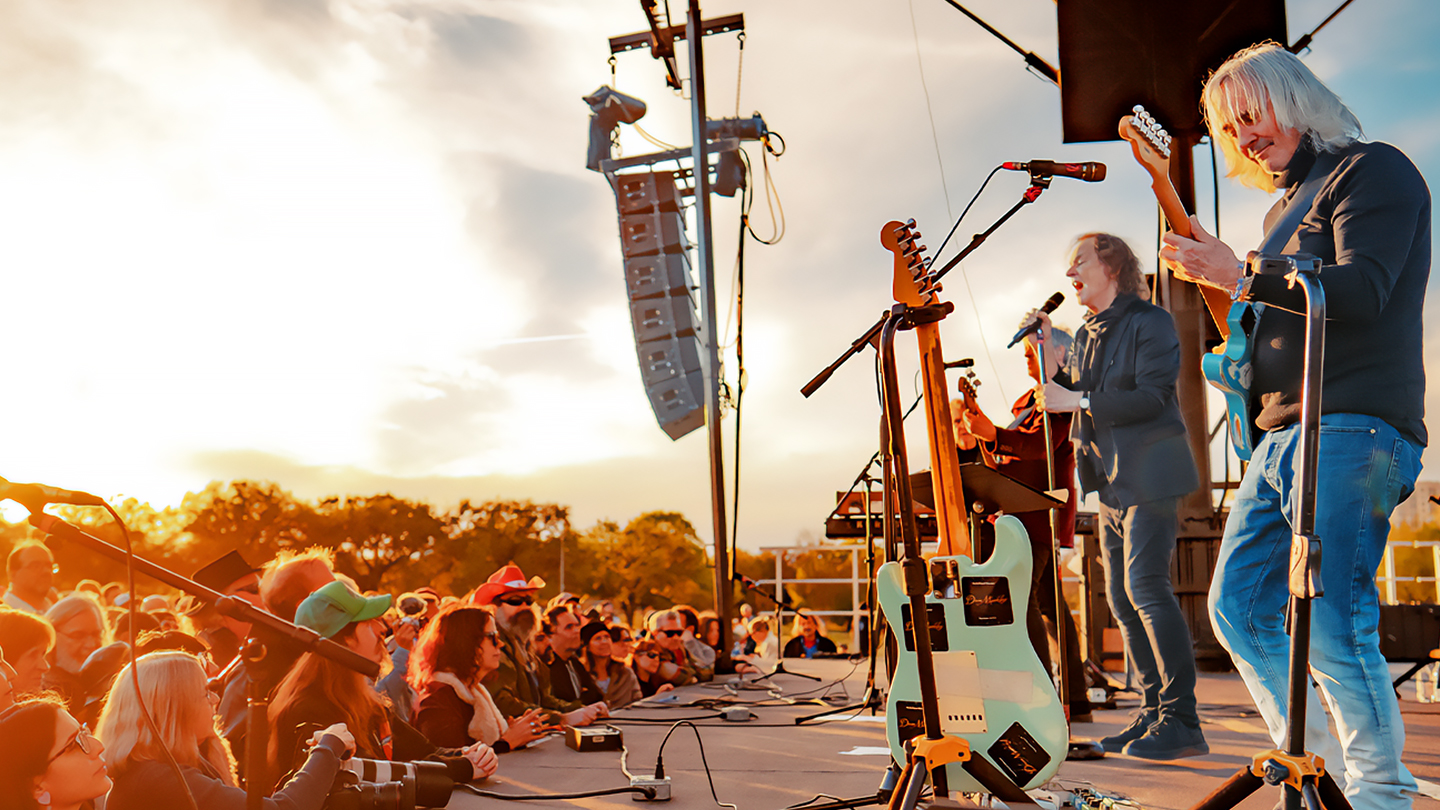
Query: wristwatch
1079 392 1091 410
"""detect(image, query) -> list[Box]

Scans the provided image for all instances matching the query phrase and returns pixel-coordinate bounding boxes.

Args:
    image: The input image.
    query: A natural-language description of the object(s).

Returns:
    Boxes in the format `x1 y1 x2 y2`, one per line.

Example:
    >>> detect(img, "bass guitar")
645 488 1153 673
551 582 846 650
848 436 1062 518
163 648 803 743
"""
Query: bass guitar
877 220 1066 794
1119 105 1260 459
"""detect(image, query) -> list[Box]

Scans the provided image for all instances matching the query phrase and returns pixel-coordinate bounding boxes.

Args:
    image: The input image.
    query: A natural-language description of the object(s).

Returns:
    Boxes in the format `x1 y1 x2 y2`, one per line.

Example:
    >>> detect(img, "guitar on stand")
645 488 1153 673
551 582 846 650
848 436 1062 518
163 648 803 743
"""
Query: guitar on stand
1119 104 1261 460
875 219 1067 804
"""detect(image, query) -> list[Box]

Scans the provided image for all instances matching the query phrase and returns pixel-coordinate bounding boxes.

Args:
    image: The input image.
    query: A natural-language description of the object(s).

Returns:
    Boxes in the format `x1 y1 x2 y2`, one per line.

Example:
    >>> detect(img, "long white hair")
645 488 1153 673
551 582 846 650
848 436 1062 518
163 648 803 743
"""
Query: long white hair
1203 41 1363 192
95 651 237 786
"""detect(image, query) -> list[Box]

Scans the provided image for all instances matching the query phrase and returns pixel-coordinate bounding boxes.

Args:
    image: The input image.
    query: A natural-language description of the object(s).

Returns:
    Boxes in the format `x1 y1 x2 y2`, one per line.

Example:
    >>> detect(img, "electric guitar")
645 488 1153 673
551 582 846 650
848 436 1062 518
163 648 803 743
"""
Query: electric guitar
951 367 997 467
877 220 1066 793
1119 105 1260 459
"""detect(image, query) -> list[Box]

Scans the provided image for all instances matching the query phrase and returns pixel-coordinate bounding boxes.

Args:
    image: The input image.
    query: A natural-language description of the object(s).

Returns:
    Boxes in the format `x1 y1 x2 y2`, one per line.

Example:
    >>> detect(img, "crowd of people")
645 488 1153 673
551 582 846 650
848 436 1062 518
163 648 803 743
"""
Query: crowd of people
0 540 841 810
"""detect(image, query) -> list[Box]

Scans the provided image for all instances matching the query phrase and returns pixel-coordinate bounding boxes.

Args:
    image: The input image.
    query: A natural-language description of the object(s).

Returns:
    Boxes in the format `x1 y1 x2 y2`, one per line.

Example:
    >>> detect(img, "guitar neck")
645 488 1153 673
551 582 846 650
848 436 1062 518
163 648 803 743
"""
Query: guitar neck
915 322 972 558
1153 175 1233 338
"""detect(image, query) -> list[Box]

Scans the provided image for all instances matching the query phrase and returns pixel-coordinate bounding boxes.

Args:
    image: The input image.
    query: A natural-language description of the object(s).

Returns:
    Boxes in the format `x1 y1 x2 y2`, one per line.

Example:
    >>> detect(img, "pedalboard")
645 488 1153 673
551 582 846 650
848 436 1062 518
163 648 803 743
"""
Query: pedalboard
565 725 623 752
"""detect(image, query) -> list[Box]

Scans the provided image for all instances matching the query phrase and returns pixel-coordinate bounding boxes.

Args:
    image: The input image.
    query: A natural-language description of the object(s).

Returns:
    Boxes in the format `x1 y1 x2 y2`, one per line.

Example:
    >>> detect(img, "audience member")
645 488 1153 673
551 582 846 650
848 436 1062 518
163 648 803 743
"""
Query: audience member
140 594 170 613
630 638 674 698
782 613 838 658
43 594 110 704
0 696 112 810
269 581 497 789
100 582 123 607
410 604 548 751
546 592 581 614
0 650 17 711
673 605 718 672
4 542 57 615
543 605 605 705
73 580 103 600
648 610 707 686
736 617 778 673
112 610 162 647
471 564 605 727
98 651 356 810
609 625 635 663
0 608 53 695
188 550 264 668
579 621 641 709
377 608 419 723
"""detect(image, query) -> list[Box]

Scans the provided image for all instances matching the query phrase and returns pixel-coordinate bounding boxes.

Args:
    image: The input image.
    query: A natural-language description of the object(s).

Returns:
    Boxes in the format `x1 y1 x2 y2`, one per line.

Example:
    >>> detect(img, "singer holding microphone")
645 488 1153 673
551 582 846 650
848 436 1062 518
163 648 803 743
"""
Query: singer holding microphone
1030 232 1205 760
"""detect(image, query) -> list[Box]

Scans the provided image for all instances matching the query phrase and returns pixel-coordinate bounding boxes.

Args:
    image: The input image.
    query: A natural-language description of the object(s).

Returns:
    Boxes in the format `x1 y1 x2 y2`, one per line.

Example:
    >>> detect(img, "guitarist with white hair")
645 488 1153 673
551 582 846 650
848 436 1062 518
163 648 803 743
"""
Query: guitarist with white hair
1161 42 1429 810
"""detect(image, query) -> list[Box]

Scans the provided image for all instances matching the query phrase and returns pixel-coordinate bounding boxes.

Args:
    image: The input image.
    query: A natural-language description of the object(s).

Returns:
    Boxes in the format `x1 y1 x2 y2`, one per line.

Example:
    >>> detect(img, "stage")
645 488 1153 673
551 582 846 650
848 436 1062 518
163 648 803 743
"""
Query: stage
447 658 1440 810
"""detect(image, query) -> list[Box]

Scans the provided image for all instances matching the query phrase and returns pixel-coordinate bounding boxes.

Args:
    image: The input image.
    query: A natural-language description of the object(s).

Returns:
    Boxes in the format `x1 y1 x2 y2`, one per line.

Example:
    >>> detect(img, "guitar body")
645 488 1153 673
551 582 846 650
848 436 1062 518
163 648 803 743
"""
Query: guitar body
878 515 1066 793
1200 301 1264 461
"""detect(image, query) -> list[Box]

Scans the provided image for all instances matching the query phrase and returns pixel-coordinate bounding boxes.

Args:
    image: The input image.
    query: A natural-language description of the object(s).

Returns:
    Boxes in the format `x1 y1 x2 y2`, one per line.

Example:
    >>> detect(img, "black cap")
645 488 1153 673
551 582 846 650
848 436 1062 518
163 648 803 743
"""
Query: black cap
193 551 260 594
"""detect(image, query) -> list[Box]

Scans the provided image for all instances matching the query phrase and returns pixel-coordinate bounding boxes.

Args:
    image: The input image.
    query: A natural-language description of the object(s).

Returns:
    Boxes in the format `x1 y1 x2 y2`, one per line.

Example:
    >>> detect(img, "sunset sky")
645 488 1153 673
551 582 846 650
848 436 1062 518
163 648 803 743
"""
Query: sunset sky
2 0 1436 556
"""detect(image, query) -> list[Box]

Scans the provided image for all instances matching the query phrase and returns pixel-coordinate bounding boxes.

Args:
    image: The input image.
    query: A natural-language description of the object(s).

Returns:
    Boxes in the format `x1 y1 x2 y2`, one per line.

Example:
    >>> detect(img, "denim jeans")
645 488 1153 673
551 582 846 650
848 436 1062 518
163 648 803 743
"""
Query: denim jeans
1209 414 1422 810
1098 495 1199 724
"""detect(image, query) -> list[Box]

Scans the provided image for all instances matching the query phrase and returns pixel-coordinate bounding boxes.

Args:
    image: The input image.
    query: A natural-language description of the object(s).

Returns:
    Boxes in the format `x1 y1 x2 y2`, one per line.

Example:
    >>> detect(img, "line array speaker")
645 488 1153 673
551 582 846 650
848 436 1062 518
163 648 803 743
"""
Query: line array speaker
612 171 705 440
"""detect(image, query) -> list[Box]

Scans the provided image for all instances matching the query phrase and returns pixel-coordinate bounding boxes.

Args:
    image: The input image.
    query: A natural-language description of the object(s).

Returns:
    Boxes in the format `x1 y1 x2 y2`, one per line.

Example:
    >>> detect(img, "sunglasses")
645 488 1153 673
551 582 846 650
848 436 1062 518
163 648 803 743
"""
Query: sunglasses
637 651 660 659
49 723 99 763
614 635 633 643
499 596 534 607
660 629 684 638
481 630 500 644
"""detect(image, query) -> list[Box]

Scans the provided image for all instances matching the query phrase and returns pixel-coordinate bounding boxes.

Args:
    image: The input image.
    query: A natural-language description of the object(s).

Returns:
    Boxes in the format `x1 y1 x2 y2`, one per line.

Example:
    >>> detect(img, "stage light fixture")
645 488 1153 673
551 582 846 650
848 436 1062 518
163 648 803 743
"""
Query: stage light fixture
584 86 648 172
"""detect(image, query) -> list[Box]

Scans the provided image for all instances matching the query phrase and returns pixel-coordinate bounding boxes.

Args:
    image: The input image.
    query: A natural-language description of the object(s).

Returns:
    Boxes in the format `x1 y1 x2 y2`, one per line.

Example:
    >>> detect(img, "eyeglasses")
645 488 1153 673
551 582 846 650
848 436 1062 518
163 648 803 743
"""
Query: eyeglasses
637 652 660 659
21 561 58 574
59 628 103 643
49 723 99 763
659 629 684 638
614 636 633 643
499 596 534 607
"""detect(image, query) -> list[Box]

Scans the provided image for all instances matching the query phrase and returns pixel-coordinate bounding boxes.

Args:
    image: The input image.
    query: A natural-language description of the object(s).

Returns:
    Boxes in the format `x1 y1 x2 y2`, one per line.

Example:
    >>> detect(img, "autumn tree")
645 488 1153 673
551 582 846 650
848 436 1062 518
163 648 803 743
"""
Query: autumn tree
310 494 449 592
585 511 712 623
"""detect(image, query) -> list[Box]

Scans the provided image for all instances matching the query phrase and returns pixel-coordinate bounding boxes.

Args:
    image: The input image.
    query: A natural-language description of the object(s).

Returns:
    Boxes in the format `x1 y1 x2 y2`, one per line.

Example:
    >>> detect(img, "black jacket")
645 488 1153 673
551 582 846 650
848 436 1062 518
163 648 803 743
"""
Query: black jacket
1057 294 1199 508
1248 139 1430 447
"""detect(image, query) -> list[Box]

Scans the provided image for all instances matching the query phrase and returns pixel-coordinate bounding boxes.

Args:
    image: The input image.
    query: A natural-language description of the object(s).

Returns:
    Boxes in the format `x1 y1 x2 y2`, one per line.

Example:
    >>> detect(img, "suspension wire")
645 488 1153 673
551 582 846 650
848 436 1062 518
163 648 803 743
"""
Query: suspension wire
734 32 746 116
906 0 953 219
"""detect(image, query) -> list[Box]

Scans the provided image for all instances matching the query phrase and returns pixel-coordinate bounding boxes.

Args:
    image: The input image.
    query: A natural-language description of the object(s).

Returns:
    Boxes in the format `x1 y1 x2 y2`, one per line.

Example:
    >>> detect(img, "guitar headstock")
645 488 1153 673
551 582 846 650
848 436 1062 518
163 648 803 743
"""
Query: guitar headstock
1118 104 1173 185
881 219 938 307
956 366 981 405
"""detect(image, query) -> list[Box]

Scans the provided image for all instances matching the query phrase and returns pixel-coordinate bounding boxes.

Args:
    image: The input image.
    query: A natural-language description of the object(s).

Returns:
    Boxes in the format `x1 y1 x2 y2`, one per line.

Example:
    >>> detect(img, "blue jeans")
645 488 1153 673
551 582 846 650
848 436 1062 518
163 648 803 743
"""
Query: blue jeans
1209 414 1422 810
1098 495 1199 724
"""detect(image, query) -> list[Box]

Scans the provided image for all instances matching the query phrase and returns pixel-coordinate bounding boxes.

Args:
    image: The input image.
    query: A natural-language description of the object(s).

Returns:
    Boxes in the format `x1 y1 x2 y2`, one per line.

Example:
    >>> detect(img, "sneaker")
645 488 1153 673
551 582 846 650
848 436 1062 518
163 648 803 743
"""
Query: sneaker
1121 716 1209 760
1099 708 1157 751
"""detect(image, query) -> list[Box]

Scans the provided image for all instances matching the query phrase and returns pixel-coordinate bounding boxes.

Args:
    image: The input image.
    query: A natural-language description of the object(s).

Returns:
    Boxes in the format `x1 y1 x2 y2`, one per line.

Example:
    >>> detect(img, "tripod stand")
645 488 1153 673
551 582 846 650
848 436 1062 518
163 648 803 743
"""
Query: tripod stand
1191 262 1348 810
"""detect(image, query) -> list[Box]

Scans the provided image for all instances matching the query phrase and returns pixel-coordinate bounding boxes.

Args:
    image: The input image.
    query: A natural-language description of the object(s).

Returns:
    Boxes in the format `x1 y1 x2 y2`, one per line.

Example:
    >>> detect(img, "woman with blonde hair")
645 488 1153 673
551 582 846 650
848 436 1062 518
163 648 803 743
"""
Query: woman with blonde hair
97 650 355 810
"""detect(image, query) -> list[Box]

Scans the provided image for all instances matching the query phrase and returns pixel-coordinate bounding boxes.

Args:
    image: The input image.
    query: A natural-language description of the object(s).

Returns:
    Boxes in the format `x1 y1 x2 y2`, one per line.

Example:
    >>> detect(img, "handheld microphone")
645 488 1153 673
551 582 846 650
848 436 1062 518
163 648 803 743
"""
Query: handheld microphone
0 477 107 508
1007 292 1065 348
1002 160 1106 182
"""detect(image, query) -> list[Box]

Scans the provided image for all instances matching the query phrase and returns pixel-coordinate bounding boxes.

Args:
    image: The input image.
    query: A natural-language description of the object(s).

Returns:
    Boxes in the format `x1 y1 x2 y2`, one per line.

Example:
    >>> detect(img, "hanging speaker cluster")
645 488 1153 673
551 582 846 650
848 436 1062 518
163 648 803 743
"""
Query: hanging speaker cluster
614 171 705 440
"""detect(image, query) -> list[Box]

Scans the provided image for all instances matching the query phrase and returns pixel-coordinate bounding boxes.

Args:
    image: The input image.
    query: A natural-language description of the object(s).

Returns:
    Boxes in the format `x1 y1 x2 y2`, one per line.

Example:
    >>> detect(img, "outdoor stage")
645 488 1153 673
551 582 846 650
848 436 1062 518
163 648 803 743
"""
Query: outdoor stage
447 658 1440 810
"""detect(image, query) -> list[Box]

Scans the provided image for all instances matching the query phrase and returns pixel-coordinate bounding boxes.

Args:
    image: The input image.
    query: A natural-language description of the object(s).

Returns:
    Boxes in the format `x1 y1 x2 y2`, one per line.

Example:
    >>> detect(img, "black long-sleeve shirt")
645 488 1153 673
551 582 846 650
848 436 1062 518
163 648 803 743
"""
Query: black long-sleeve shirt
1248 139 1430 447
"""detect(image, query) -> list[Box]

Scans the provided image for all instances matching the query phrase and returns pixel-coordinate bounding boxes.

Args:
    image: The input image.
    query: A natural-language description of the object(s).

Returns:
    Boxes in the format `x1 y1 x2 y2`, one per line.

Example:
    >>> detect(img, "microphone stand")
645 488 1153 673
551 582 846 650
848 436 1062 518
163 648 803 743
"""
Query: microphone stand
801 176 1051 399
733 576 822 682
27 513 380 810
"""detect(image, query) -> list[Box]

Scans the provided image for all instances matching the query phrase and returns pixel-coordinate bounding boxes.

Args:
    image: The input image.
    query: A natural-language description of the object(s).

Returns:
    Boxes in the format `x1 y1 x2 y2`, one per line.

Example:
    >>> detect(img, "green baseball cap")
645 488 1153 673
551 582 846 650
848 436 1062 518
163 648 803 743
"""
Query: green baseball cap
295 581 392 639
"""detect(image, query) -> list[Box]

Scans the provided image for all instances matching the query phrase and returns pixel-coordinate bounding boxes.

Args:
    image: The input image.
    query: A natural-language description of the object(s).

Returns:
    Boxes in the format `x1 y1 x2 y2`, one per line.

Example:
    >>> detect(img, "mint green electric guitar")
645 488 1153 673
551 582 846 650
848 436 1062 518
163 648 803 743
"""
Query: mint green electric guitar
878 515 1067 793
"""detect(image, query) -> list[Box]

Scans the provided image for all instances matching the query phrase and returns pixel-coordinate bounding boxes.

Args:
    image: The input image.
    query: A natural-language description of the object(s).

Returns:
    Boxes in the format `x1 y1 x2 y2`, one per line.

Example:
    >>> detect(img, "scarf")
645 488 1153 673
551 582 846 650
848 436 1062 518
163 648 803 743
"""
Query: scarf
430 671 507 745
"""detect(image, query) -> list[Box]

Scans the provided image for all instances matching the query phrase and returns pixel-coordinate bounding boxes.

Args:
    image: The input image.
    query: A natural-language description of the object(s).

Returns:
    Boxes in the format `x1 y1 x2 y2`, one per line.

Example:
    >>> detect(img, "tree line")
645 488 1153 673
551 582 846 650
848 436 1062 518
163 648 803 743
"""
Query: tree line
0 480 872 626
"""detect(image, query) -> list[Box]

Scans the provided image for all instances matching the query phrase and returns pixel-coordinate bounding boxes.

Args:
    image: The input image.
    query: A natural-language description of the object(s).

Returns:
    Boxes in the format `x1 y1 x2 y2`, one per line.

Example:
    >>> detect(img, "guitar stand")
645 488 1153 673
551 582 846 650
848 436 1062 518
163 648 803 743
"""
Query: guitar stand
1190 262 1349 810
876 304 1034 810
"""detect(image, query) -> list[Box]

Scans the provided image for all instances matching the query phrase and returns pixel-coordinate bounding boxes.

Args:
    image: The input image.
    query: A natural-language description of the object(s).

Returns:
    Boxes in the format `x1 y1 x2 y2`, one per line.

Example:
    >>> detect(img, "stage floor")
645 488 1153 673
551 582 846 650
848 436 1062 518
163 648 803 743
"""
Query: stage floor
447 658 1440 810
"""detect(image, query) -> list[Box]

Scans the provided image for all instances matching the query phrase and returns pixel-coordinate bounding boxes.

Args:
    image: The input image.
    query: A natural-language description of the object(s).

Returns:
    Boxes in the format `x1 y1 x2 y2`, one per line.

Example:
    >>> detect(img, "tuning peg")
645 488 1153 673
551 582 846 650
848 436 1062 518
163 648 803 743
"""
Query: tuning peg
1132 104 1145 114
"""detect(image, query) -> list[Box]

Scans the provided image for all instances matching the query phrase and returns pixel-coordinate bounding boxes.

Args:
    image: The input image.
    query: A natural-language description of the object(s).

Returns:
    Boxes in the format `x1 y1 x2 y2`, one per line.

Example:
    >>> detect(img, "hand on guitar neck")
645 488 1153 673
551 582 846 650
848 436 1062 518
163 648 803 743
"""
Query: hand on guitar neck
1160 214 1244 293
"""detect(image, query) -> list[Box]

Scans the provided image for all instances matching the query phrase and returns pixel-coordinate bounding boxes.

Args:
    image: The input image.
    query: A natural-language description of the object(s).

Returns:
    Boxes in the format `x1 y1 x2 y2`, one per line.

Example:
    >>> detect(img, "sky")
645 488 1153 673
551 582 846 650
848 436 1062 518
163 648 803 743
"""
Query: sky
1 0 1437 557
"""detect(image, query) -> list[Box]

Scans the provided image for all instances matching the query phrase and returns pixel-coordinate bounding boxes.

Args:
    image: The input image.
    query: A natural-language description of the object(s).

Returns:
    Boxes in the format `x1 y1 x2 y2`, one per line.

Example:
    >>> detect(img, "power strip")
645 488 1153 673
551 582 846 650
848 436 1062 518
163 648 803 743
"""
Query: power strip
630 776 672 801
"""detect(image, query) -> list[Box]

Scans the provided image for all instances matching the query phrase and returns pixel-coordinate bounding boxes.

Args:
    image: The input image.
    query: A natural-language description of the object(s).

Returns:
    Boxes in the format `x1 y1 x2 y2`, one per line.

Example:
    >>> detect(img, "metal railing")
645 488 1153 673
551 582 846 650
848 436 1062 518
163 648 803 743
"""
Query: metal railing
1379 539 1440 604
752 543 884 652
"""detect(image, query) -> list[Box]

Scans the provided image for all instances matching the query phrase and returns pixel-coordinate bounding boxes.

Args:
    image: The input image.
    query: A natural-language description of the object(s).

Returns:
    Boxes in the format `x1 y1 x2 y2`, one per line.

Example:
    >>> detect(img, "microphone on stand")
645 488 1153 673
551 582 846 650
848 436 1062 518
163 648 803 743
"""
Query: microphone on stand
1002 160 1106 182
0 477 106 509
1007 292 1065 348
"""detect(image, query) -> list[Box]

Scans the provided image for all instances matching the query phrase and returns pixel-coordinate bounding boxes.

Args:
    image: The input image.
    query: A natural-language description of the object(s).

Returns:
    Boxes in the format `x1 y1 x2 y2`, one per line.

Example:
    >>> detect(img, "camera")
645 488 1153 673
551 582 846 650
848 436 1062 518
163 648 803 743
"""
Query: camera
325 759 453 810
397 596 429 632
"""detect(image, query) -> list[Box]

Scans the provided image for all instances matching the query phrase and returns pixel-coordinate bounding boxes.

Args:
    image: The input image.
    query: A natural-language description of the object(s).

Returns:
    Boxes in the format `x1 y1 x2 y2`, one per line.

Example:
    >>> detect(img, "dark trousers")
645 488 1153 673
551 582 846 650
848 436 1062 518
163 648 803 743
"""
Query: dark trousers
1098 495 1198 723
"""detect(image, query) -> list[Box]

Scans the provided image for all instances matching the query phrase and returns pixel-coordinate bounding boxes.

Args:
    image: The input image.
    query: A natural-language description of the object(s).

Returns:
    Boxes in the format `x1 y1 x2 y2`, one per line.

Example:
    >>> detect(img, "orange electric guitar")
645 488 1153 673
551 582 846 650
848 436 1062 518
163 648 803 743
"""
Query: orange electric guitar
880 219 971 558
1118 104 1234 337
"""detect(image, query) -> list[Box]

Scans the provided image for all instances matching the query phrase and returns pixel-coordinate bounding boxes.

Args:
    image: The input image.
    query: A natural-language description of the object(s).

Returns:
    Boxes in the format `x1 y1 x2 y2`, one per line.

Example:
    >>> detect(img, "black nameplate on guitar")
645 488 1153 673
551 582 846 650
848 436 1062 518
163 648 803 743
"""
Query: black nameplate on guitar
894 701 926 745
899 603 948 652
961 577 1013 626
987 722 1050 789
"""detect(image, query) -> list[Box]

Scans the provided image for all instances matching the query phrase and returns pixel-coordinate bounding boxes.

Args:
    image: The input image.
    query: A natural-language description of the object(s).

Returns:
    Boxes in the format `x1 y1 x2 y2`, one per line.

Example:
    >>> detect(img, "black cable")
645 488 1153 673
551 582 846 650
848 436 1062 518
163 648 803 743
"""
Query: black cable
929 165 1002 265
652 721 738 809
458 784 657 801
608 712 727 723
110 503 199 810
